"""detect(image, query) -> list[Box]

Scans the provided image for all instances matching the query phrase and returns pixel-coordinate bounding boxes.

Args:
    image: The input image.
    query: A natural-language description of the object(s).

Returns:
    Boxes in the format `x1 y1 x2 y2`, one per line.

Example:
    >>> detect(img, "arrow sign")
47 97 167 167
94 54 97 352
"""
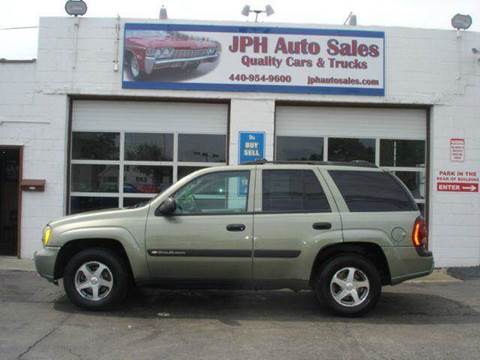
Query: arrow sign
437 182 479 192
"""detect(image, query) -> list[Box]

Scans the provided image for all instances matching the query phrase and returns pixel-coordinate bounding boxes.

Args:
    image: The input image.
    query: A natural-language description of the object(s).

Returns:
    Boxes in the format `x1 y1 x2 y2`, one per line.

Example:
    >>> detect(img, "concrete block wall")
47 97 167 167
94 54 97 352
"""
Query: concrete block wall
1 17 479 265
0 62 68 258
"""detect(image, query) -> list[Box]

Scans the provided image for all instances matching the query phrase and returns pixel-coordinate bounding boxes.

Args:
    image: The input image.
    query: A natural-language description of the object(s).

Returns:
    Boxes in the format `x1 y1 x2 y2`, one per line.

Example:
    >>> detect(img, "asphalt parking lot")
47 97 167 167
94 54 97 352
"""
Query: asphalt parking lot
1 268 479 360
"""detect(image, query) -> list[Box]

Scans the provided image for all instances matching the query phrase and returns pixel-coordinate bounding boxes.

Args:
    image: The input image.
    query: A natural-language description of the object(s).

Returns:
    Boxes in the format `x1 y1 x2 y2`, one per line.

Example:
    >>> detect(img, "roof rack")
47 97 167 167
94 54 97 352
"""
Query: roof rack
242 159 378 168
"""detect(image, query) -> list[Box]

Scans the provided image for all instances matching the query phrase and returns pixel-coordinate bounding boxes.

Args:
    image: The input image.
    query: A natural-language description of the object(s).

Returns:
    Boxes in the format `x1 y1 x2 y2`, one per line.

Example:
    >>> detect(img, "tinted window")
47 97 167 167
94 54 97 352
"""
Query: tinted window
328 138 375 162
262 170 330 213
276 136 324 161
174 171 249 214
125 133 173 161
329 170 417 212
123 197 151 208
72 132 119 160
380 139 425 167
178 134 226 162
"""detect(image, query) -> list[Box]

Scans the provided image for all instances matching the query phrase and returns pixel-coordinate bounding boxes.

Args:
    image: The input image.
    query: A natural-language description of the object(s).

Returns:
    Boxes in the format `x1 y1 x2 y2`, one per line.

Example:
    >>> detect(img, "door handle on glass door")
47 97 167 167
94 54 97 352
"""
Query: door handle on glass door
312 222 332 230
226 224 246 232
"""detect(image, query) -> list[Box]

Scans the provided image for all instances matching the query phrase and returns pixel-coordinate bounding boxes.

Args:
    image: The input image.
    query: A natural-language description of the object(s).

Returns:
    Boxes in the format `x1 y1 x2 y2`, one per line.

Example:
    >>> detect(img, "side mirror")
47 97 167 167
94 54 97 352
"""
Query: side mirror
156 197 176 216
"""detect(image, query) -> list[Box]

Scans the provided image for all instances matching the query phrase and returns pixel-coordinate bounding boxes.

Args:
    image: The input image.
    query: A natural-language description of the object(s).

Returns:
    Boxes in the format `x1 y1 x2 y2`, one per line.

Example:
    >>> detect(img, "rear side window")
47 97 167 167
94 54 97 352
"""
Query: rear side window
262 170 331 213
329 170 417 212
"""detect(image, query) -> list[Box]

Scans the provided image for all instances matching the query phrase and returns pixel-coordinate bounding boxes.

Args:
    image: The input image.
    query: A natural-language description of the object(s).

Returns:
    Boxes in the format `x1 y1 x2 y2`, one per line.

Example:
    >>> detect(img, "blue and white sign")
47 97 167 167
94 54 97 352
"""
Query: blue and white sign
239 132 265 164
123 23 385 96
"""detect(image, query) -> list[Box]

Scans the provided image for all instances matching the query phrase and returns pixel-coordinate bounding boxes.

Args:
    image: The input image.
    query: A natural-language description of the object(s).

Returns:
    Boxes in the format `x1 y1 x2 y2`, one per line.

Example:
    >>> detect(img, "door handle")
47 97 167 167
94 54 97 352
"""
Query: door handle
312 222 332 230
226 224 246 232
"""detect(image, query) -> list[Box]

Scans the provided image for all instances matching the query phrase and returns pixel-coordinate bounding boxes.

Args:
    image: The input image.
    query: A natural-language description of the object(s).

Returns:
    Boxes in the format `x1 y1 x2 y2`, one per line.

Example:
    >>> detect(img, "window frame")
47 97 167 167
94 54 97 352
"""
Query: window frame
69 130 226 214
256 167 335 214
156 169 254 217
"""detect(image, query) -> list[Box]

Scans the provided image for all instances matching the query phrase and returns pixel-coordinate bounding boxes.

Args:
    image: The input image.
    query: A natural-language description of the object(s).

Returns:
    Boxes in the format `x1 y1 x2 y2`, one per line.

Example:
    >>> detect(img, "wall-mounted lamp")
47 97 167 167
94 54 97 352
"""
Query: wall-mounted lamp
241 5 274 22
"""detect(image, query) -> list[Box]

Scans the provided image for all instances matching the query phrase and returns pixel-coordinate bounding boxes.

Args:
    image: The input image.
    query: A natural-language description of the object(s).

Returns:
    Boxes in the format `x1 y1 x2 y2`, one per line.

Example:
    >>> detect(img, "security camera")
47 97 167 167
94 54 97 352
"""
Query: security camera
473 48 479 54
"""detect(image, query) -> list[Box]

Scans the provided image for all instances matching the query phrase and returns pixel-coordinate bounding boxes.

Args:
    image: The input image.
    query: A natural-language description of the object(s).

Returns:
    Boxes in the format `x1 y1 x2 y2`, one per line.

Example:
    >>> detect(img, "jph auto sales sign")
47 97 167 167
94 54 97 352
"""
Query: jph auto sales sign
122 23 385 95
436 170 479 193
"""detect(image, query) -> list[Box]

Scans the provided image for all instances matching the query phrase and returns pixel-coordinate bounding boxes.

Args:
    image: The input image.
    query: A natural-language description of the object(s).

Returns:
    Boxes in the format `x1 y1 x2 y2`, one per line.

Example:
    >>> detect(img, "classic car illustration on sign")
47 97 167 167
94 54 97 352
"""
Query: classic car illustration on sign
124 30 220 81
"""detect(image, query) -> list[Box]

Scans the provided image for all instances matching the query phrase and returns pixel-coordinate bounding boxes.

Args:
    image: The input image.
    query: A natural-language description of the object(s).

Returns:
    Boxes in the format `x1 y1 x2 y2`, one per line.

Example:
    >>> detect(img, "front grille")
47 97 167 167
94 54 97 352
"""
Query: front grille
173 48 211 59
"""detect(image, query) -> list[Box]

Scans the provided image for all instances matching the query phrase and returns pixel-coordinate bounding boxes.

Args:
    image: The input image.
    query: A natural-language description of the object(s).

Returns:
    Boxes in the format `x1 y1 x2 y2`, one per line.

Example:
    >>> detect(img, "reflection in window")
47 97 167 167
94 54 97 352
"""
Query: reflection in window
175 171 249 214
123 197 151 208
380 140 425 167
71 164 119 192
178 134 226 162
124 165 173 194
262 170 330 213
276 136 324 161
178 166 206 180
394 171 425 200
72 132 119 160
70 196 118 214
125 133 173 161
328 138 375 163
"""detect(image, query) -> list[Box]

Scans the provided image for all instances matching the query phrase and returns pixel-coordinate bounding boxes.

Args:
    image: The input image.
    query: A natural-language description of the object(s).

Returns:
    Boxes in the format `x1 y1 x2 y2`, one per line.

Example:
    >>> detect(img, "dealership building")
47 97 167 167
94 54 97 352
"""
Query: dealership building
0 17 479 267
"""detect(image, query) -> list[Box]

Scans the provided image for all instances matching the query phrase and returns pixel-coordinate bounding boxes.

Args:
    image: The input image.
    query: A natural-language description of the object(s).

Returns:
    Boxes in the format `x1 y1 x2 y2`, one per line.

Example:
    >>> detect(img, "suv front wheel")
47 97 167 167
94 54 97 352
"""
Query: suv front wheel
63 248 130 310
315 254 381 317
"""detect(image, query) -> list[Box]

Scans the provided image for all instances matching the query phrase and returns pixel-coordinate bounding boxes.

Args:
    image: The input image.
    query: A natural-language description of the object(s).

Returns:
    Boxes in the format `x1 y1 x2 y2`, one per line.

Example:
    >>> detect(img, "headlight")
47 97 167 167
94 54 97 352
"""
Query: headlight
156 48 173 59
145 48 156 57
42 226 52 246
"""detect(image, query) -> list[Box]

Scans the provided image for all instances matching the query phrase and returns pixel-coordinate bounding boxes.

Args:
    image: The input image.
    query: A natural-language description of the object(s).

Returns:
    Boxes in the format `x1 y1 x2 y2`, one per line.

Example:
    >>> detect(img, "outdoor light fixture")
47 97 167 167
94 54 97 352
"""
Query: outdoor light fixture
65 0 88 17
241 5 274 22
451 13 472 30
159 5 168 20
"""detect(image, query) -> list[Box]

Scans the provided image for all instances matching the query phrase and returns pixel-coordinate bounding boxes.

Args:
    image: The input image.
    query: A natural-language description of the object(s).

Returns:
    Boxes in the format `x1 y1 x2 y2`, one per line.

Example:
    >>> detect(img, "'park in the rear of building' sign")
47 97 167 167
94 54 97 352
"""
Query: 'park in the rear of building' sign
239 132 265 164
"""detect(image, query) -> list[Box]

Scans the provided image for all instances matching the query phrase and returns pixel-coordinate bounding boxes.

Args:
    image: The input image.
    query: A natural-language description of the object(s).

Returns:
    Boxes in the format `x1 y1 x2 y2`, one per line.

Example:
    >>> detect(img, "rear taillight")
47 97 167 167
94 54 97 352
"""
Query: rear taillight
412 216 427 248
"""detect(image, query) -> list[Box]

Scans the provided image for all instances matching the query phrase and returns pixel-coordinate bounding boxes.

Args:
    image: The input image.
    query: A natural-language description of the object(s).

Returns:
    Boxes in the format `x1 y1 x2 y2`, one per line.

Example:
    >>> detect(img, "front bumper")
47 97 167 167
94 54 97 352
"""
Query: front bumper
144 54 219 74
34 246 60 283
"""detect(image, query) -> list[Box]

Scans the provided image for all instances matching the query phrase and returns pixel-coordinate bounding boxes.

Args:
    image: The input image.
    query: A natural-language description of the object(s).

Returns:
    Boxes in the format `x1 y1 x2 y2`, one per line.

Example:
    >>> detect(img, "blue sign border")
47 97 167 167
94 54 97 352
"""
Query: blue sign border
238 131 265 164
122 23 385 96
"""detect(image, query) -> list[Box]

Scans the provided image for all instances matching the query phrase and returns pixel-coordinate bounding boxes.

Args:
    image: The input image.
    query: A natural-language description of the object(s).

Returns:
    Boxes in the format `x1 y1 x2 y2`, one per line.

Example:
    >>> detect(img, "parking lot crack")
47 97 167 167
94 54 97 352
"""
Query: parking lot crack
16 314 71 359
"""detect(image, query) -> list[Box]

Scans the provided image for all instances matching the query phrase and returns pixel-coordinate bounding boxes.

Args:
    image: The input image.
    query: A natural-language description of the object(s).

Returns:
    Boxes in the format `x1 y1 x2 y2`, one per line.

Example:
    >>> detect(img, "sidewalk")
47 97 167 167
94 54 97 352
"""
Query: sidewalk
0 256 462 283
0 257 35 272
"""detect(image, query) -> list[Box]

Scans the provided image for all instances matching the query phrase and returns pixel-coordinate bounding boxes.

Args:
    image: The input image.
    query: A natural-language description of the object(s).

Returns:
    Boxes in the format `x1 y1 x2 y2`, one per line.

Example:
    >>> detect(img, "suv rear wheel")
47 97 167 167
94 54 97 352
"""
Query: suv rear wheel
315 254 381 317
63 248 129 310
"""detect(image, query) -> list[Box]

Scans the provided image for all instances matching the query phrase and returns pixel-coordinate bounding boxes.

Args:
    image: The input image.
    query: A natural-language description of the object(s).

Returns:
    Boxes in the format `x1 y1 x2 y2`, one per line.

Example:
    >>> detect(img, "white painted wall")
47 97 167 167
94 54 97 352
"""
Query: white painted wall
0 17 479 266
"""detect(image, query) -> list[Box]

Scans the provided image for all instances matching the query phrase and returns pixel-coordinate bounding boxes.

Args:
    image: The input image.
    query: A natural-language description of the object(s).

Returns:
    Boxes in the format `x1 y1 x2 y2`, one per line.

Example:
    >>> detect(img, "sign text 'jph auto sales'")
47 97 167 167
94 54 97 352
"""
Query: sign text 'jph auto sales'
123 24 384 96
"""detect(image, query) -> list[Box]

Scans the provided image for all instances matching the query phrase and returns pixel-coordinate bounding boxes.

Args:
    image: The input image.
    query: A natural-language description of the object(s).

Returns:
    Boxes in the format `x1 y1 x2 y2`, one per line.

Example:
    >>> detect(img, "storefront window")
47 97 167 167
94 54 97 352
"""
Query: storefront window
380 139 425 167
70 132 226 213
178 166 206 179
124 165 173 194
276 136 324 161
70 196 119 214
178 134 226 162
394 171 426 200
72 132 119 160
125 133 173 161
328 138 375 163
71 164 119 193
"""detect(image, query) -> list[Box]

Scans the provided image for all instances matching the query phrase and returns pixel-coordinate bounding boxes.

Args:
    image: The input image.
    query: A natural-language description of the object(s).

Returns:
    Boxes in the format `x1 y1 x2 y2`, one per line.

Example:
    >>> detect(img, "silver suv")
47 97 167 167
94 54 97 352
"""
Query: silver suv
34 161 433 316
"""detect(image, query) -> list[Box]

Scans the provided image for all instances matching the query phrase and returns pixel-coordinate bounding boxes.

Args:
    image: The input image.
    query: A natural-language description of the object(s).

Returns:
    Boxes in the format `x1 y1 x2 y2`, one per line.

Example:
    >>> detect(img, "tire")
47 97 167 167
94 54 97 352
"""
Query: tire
314 254 381 317
63 248 130 310
128 53 145 81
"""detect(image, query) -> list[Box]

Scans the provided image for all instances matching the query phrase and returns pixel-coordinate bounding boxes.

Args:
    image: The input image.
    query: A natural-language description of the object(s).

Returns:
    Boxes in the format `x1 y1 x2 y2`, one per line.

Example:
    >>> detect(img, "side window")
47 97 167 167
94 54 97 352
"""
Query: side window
174 171 250 215
262 170 331 213
329 170 418 212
